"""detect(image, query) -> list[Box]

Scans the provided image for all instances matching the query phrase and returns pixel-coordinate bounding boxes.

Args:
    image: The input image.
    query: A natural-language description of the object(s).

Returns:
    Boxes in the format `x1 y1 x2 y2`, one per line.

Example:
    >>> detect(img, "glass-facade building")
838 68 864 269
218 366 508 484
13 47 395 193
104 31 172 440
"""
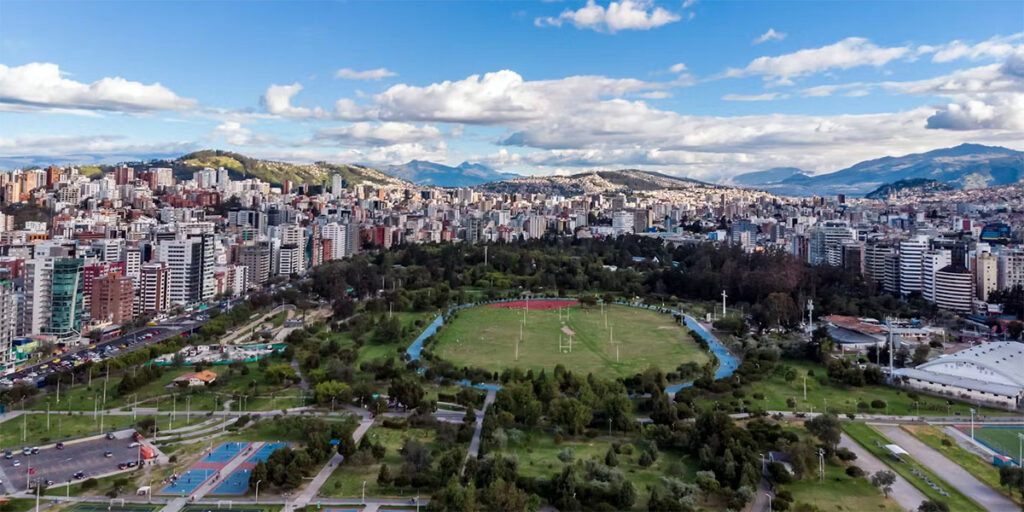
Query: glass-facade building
48 258 84 339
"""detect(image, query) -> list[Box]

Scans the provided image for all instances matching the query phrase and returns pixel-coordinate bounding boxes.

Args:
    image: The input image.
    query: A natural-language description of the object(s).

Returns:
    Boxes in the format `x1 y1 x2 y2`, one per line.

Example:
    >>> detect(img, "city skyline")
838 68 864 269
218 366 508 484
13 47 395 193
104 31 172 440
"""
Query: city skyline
1 1 1022 181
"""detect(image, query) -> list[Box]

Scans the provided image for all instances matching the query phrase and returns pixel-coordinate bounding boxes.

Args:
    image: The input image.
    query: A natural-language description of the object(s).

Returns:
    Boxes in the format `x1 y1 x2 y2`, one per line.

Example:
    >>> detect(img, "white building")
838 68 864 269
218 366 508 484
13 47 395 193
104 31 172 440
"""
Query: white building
933 265 974 313
998 248 1024 291
894 342 1024 409
976 251 999 301
898 235 929 296
922 249 951 303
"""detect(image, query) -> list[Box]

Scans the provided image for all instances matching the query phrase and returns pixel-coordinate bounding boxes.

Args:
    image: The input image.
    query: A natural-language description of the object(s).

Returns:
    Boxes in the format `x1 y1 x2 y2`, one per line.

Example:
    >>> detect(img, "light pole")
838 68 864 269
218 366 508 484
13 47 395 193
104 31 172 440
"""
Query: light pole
362 480 366 505
1016 432 1023 468
803 376 807 401
969 408 976 440
766 493 772 511
255 480 262 503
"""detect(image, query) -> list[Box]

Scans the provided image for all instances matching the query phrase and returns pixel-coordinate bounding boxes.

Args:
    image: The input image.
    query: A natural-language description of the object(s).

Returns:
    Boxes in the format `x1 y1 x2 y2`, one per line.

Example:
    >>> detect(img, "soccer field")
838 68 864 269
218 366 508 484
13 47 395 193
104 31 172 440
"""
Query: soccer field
970 425 1024 460
432 303 709 377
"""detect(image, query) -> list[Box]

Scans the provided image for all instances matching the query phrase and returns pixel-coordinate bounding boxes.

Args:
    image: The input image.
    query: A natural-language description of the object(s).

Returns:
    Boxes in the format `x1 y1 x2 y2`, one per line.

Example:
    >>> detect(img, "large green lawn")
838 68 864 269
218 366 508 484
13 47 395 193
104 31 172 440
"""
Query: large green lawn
0 412 207 447
902 424 1021 506
782 461 902 512
704 359 1008 417
842 423 985 512
433 304 708 378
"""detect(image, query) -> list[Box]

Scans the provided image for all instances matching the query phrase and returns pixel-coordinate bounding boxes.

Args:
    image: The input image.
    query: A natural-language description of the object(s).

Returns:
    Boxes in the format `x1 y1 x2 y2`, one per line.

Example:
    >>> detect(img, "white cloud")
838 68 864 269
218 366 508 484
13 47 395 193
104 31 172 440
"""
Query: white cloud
0 134 196 168
668 62 688 73
682 0 697 8
314 122 442 145
262 83 326 118
334 68 398 80
721 93 786 101
929 32 1023 63
212 121 253 145
353 69 664 124
738 37 910 82
639 91 671 99
535 0 681 33
753 28 786 45
0 62 196 113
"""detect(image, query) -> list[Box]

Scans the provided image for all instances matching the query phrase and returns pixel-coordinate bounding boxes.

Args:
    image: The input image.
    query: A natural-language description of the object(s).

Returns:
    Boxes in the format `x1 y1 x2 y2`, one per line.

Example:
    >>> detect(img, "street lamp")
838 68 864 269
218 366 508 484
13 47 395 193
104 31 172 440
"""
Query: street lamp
255 480 262 503
766 493 772 511
362 480 366 504
1017 432 1023 468
969 408 976 440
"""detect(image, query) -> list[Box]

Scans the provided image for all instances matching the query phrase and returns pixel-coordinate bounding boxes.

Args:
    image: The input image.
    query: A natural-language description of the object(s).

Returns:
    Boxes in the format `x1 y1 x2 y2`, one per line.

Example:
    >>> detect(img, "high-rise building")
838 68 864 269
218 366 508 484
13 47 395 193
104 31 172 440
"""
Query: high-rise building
48 258 85 339
91 273 135 324
898 236 929 296
883 253 900 296
934 265 974 313
238 242 271 289
156 236 214 306
0 279 16 371
138 263 169 316
998 248 1024 291
975 251 999 301
922 249 951 303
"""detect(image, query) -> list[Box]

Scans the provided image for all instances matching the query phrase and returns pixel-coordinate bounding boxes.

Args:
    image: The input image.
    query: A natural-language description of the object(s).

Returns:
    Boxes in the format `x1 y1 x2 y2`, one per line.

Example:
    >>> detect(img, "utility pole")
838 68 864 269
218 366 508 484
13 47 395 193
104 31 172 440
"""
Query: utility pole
806 298 814 333
803 376 807 401
818 448 825 482
969 408 976 440
721 290 727 318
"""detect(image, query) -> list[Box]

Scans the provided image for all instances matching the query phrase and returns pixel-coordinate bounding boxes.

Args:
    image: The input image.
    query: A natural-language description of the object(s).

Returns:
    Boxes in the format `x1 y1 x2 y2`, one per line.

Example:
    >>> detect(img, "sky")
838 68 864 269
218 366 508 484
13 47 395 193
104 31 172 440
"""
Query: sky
1 0 1022 182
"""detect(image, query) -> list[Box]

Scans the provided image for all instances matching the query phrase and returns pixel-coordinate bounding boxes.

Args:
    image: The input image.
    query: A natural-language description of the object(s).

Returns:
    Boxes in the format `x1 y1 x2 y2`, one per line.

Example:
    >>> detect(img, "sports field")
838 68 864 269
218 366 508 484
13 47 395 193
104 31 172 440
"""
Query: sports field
432 303 709 377
959 424 1024 461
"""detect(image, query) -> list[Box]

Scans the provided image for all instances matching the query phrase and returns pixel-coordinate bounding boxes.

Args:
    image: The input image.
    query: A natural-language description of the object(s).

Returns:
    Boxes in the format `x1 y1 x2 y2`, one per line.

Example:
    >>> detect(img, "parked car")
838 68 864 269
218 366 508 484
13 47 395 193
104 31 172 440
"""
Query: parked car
73 471 85 480
104 450 113 458
55 442 64 450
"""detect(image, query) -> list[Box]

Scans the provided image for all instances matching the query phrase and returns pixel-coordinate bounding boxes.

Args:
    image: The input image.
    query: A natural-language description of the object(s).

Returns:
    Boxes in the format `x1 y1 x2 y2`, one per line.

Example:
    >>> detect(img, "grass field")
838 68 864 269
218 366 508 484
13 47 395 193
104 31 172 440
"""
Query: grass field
782 461 902 512
433 304 708 378
842 423 985 512
902 424 1021 505
0 412 186 447
492 428 695 511
322 427 439 498
968 425 1024 460
703 359 1009 417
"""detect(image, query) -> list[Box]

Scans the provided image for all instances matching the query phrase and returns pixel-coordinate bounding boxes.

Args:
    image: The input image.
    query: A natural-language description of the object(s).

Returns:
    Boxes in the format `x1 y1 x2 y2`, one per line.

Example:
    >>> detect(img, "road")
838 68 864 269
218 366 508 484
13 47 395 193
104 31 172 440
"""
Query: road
839 432 926 512
874 424 1017 512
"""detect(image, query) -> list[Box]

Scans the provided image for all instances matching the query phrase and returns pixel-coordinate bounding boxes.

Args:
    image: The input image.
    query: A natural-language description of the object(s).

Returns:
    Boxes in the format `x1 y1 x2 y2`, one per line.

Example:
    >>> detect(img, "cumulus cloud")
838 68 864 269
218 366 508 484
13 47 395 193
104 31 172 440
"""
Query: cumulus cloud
668 62 688 73
262 83 326 118
722 93 786 101
314 122 442 145
0 62 196 113
753 28 786 44
736 37 910 82
334 68 398 80
535 0 681 33
929 32 1023 63
349 69 664 124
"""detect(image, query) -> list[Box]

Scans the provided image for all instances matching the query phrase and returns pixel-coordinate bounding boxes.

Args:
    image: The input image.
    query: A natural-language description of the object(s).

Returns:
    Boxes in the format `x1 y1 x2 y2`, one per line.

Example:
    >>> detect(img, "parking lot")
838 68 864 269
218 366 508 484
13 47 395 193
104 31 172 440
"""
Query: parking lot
0 430 149 492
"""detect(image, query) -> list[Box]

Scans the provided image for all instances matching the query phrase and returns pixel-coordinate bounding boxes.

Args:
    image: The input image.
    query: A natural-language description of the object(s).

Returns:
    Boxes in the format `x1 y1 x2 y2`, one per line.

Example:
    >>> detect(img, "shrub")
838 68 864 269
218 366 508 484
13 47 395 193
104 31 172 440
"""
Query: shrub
845 465 864 478
870 400 886 409
81 478 98 490
836 447 857 461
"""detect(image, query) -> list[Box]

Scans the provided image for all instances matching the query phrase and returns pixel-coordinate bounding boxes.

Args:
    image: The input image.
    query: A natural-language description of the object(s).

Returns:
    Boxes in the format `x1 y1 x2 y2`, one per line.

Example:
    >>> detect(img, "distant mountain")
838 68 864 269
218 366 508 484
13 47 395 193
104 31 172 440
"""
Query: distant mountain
730 167 813 186
737 144 1024 196
474 169 717 196
864 178 954 200
172 150 404 187
380 160 519 187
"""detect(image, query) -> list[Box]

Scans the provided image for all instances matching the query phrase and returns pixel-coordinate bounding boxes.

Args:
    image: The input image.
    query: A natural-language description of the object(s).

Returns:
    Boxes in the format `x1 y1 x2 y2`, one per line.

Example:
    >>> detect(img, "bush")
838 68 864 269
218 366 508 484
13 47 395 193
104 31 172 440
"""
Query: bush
836 447 857 461
845 465 864 478
941 438 953 447
870 400 886 409
81 478 98 490
382 418 407 429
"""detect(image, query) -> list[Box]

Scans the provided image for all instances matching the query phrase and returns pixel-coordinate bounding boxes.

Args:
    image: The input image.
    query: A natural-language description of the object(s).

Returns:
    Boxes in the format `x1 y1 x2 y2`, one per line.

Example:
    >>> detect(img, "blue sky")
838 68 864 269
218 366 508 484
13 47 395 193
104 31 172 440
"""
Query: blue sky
1 0 1022 181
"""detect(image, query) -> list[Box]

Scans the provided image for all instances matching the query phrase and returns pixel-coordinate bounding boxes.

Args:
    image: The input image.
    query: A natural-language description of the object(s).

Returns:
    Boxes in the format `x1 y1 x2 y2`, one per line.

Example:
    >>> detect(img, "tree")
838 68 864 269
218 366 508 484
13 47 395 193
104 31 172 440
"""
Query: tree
315 380 353 406
917 500 950 512
484 477 533 512
998 466 1024 508
804 413 841 450
337 435 356 459
912 344 931 366
249 461 268 490
605 447 619 467
377 463 392 487
871 470 896 498
389 377 425 410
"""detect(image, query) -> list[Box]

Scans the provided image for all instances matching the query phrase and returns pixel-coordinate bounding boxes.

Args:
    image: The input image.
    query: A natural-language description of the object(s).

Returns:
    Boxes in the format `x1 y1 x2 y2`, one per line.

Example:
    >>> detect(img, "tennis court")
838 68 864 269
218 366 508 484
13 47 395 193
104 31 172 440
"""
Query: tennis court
202 441 250 463
161 468 217 495
246 442 289 463
210 467 252 495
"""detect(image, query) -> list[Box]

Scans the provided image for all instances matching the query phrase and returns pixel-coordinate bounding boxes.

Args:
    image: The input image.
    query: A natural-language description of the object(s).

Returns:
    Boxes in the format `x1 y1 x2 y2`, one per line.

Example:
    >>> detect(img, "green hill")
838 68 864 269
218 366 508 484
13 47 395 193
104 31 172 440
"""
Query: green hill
173 150 403 187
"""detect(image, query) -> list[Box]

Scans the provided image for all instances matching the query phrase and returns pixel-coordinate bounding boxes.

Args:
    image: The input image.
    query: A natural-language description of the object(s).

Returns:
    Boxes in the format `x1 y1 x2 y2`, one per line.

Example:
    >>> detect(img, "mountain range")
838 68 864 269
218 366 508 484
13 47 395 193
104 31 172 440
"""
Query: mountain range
730 143 1024 196
380 160 519 187
473 169 715 196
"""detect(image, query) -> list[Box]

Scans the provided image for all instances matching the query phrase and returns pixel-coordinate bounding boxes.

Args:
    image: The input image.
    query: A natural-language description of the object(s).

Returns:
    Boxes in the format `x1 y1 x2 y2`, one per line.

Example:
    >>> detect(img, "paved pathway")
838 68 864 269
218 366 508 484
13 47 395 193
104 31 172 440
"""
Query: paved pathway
462 388 497 475
291 415 375 509
839 432 925 512
874 424 1017 512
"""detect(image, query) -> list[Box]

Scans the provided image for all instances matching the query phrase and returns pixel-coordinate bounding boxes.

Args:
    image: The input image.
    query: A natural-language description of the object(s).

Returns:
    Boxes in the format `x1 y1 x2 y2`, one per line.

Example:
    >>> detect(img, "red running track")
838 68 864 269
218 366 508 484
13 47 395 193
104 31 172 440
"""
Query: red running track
489 299 580 310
